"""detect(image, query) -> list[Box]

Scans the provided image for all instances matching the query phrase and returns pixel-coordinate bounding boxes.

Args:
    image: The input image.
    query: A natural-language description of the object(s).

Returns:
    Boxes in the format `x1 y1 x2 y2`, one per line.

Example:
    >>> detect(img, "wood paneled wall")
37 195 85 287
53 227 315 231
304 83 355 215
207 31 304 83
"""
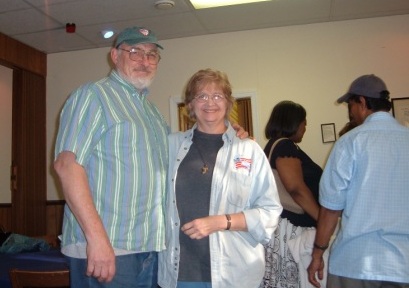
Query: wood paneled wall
0 204 12 232
46 201 65 236
12 69 47 236
0 32 47 236
0 201 65 236
0 32 46 76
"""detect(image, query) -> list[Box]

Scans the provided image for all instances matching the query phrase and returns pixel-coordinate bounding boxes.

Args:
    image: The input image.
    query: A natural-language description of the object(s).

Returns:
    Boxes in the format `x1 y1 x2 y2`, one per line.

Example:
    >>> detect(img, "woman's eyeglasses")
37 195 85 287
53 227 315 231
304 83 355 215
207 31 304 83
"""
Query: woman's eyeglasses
194 93 225 103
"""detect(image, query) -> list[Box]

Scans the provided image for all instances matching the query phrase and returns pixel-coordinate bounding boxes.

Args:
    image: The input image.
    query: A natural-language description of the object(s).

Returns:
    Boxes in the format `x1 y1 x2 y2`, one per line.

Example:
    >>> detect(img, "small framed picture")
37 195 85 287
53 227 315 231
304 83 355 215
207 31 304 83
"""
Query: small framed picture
391 97 409 128
321 123 336 143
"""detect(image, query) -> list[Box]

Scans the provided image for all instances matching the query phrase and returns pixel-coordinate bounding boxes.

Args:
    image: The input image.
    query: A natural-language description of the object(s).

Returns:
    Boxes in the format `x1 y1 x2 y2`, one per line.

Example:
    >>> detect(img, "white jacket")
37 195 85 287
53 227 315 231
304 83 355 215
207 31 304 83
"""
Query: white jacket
158 123 282 288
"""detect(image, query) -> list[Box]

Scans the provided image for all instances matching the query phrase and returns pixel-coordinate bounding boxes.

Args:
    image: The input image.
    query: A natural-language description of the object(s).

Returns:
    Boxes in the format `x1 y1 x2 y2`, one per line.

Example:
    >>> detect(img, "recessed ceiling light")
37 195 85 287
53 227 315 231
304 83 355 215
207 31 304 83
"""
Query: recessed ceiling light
190 0 271 9
102 30 115 39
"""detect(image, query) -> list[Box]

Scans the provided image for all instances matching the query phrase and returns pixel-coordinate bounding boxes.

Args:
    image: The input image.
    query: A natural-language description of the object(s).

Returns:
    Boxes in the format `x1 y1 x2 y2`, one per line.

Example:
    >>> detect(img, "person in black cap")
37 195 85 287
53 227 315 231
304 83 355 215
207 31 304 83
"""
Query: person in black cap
54 26 168 287
307 74 409 288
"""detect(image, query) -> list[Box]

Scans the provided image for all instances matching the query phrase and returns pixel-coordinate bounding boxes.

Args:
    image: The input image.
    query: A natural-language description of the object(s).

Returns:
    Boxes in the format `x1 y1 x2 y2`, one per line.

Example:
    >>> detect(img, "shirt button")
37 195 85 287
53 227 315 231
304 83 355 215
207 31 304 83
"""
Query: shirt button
175 222 179 226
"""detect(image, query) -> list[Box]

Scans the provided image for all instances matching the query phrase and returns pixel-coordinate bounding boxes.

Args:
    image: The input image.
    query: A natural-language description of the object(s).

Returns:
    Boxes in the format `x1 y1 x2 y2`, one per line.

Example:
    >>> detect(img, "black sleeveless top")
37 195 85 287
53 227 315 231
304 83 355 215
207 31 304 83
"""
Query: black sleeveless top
264 138 322 227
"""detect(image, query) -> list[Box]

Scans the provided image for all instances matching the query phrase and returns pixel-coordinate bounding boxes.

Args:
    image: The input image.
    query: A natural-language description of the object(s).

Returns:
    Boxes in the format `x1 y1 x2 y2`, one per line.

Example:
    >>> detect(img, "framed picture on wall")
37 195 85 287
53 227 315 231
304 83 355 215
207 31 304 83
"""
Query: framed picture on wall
391 97 409 128
321 123 336 143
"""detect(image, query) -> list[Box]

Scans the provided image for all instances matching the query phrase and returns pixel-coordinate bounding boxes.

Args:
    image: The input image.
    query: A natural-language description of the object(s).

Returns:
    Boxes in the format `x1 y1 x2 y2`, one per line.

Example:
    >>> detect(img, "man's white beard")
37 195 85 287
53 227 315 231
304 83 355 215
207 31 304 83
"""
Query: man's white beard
129 76 154 90
118 69 155 91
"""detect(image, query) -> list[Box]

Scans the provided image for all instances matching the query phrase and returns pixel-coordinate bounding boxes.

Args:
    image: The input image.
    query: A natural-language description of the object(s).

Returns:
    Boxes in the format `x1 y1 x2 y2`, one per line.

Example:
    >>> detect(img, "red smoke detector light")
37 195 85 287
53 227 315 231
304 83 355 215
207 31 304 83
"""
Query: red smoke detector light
66 23 76 33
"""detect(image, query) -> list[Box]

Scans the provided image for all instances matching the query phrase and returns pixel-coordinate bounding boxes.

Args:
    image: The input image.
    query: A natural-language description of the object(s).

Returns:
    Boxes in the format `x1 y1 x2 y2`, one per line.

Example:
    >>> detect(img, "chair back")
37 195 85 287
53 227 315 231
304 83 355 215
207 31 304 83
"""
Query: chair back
9 269 70 288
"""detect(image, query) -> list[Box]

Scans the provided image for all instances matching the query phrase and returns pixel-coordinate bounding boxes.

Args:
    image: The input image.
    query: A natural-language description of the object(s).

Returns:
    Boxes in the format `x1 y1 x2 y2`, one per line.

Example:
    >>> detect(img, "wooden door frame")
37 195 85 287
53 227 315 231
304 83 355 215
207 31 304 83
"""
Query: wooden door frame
1 32 47 236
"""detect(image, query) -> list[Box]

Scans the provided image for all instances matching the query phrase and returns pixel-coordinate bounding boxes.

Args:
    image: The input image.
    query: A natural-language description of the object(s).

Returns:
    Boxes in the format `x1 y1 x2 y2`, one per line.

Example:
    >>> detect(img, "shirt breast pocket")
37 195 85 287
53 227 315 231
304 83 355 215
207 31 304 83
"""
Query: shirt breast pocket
227 170 252 209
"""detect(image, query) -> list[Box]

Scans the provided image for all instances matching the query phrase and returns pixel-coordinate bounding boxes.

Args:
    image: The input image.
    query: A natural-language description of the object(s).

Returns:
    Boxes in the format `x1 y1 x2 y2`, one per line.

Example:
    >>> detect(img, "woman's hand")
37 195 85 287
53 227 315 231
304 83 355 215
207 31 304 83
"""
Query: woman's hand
181 213 247 239
181 216 224 239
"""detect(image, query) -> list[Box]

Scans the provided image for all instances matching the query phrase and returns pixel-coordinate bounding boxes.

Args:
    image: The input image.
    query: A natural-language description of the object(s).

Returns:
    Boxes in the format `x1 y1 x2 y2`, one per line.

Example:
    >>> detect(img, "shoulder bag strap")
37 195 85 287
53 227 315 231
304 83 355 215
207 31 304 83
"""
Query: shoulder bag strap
268 137 288 162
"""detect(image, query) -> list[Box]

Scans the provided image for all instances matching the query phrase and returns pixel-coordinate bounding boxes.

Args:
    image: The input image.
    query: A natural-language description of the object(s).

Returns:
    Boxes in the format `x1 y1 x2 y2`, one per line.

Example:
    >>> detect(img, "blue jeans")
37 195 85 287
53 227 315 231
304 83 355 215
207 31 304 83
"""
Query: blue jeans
66 252 158 288
177 282 211 288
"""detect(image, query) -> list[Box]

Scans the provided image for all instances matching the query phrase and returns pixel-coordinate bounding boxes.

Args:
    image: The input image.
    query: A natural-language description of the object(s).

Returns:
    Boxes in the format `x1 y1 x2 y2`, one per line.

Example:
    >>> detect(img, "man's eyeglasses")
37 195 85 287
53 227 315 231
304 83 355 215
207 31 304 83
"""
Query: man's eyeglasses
118 48 161 65
194 93 225 103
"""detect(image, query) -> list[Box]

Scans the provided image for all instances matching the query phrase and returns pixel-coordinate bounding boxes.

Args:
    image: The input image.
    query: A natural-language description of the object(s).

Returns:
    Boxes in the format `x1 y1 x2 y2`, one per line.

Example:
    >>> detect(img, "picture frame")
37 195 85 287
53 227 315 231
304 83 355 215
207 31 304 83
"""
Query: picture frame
391 97 409 128
321 123 336 143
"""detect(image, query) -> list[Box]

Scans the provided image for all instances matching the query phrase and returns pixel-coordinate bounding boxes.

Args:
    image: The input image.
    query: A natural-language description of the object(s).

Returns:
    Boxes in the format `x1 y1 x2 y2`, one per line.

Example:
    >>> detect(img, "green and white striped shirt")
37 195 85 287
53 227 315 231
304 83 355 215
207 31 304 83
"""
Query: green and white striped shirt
55 70 169 253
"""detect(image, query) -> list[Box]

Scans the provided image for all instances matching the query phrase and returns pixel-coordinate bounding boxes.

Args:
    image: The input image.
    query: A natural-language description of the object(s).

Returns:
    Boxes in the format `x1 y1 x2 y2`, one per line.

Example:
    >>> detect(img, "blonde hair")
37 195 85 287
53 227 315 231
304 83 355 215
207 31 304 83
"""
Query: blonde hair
184 68 235 120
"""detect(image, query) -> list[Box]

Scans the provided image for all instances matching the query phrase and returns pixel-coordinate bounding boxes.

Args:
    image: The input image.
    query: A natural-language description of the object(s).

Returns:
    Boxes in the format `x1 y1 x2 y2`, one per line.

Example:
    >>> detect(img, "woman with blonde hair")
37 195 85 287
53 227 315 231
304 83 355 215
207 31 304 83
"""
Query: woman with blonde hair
158 68 282 288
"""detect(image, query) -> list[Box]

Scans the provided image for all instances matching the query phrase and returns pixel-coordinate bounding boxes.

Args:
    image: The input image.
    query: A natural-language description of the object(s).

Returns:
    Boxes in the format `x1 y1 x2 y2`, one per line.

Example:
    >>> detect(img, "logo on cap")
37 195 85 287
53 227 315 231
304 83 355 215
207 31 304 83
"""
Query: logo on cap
140 29 149 36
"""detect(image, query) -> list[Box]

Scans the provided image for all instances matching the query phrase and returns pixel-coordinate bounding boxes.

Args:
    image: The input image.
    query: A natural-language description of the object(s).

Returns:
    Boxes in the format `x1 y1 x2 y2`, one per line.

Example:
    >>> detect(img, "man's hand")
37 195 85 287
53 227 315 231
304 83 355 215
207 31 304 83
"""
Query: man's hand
232 123 249 139
86 240 116 282
54 152 116 283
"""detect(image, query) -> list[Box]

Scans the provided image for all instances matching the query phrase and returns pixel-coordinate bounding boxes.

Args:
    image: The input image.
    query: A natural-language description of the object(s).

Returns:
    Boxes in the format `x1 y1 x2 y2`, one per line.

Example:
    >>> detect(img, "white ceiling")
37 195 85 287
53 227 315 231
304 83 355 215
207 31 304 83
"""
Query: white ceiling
1 0 409 54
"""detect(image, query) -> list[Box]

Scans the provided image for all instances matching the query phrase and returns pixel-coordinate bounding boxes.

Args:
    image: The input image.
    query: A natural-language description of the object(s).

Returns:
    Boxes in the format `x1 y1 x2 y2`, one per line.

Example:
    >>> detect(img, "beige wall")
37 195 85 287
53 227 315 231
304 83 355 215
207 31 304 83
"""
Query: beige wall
47 14 409 200
0 65 12 203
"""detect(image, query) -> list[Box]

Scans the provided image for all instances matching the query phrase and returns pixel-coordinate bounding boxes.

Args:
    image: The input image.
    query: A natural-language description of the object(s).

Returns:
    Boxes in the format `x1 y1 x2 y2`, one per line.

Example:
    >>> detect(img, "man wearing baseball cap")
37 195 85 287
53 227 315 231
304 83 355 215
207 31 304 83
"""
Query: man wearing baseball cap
54 26 167 287
308 74 409 288
54 25 247 288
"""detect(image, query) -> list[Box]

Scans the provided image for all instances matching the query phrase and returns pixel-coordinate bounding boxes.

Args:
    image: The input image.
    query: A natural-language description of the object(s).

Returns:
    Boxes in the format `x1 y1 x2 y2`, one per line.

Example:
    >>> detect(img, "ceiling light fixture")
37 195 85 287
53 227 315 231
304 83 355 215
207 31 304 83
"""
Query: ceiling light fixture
155 0 175 10
102 30 115 39
190 0 271 9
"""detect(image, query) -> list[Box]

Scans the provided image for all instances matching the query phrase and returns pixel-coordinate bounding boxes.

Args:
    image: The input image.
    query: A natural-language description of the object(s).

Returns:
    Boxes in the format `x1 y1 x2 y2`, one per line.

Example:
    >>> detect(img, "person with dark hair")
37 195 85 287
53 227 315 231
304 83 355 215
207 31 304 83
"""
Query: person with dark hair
158 68 282 288
338 120 357 137
261 100 322 288
308 74 409 288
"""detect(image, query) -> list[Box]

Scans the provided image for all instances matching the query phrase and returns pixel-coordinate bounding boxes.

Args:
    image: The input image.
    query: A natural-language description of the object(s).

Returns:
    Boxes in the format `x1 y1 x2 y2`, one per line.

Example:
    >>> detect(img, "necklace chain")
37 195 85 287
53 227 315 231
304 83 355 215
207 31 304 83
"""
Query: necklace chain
194 143 208 174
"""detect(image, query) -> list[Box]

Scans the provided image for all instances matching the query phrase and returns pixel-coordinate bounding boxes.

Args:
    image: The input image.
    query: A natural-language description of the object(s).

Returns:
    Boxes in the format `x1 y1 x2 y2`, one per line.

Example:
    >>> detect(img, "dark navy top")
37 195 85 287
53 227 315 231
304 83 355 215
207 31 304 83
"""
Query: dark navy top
264 138 322 227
